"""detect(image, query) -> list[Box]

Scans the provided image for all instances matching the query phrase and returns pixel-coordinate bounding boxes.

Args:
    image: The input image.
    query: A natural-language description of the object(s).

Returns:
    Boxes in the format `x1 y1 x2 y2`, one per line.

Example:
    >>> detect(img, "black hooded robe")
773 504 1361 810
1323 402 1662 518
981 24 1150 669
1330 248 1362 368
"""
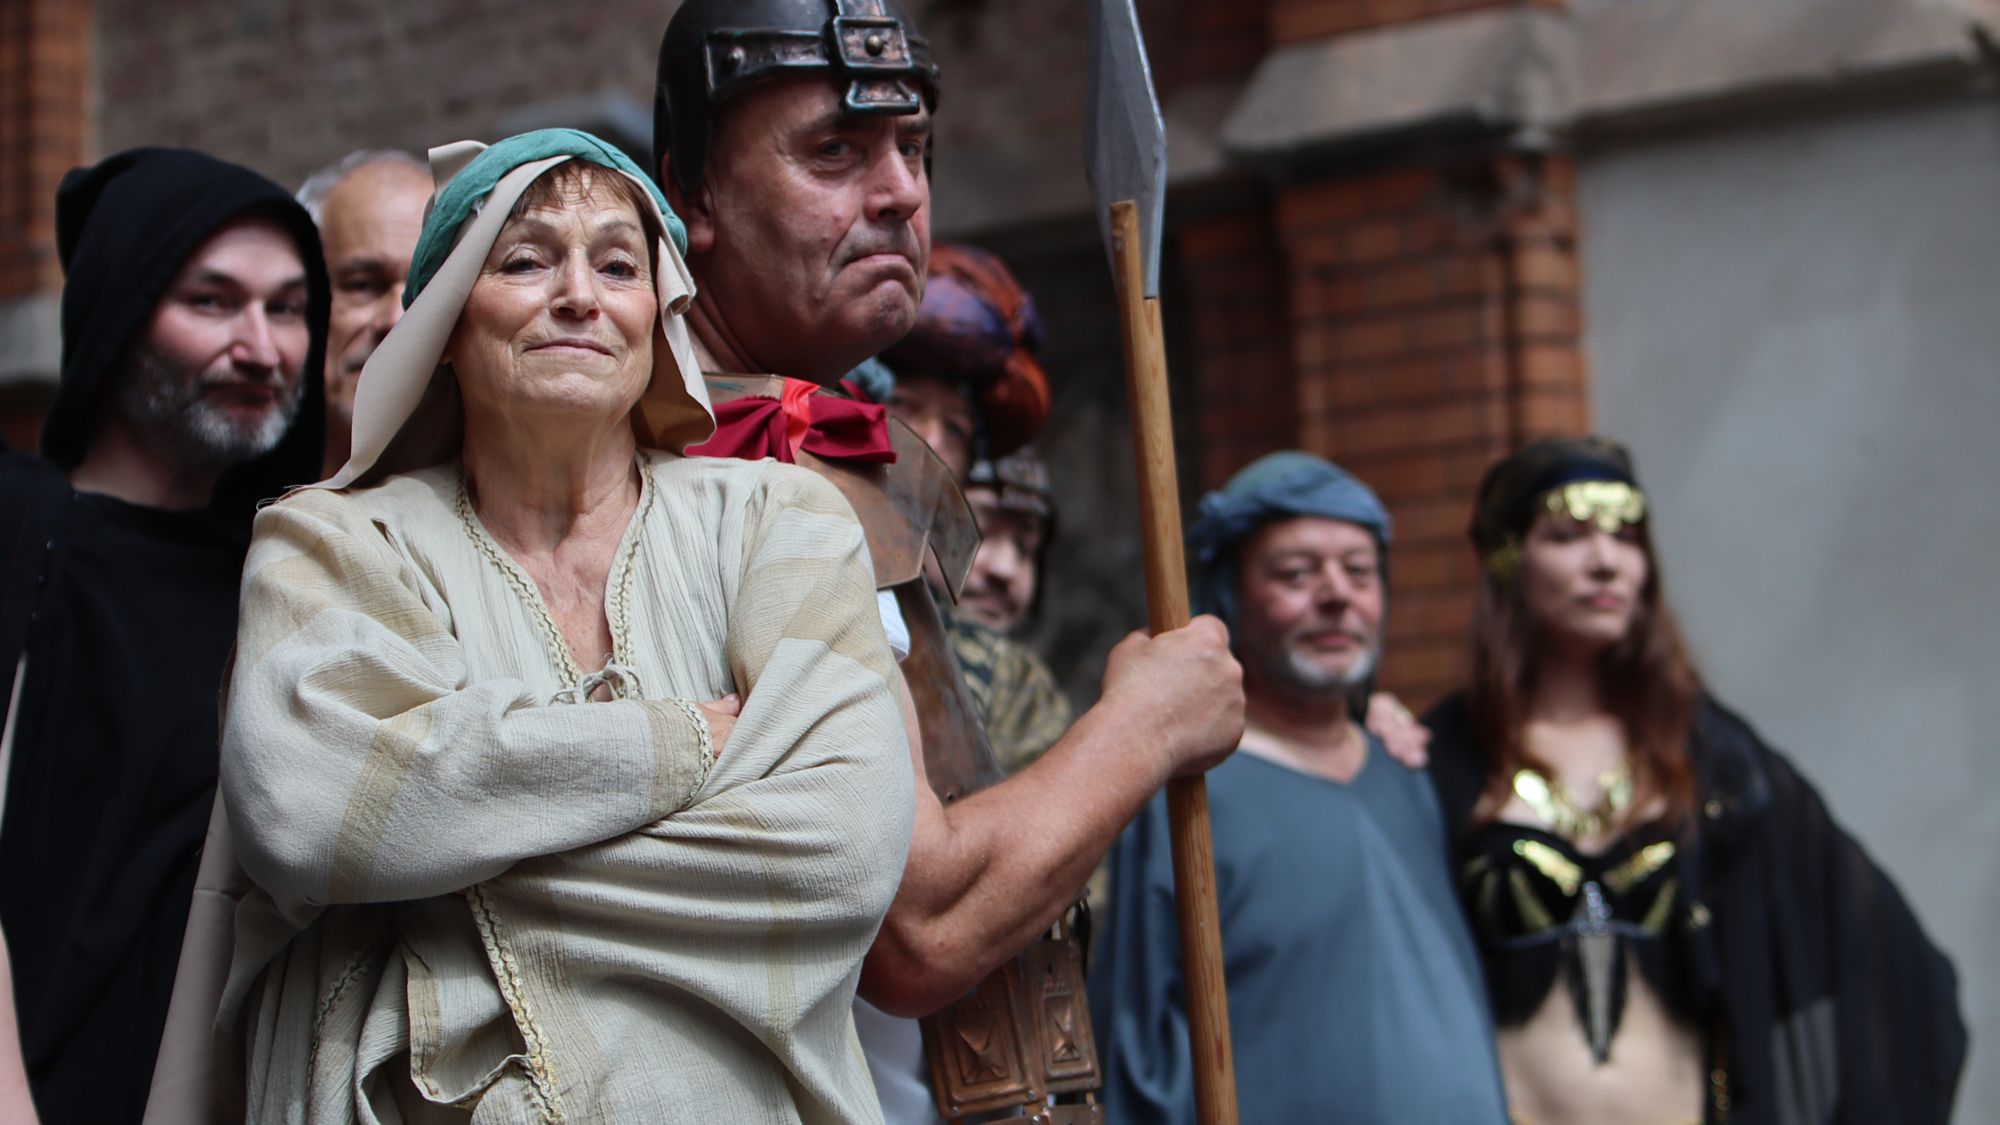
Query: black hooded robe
0 148 326 1123
1426 692 1967 1124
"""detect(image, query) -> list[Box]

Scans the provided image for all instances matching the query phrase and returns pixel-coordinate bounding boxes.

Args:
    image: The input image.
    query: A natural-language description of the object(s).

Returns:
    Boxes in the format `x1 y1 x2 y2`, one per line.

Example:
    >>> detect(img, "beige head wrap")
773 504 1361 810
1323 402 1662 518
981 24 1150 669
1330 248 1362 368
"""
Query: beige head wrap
320 139 714 490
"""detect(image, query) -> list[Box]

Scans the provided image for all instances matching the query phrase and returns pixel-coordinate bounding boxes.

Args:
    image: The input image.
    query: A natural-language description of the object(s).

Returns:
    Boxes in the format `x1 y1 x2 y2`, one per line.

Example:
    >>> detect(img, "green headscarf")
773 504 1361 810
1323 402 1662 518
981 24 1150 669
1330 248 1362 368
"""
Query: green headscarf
322 129 713 490
405 128 687 307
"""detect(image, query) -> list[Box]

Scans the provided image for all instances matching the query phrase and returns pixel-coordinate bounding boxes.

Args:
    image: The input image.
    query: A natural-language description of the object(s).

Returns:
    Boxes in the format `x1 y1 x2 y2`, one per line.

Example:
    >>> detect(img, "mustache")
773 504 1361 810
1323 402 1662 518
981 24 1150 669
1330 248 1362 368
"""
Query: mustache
836 225 922 268
1287 622 1372 645
201 365 288 390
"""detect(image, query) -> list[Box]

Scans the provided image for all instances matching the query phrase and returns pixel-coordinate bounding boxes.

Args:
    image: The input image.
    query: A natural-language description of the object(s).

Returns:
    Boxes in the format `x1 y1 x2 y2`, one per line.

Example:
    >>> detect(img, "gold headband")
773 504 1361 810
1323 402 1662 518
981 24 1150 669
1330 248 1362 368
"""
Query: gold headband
1545 480 1646 533
1483 481 1647 580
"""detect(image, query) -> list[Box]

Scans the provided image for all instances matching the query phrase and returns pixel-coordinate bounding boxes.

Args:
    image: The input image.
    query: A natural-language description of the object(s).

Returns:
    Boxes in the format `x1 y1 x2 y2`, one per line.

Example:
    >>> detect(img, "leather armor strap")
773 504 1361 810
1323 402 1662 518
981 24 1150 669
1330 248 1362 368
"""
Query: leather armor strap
922 926 1103 1122
755 385 1102 1119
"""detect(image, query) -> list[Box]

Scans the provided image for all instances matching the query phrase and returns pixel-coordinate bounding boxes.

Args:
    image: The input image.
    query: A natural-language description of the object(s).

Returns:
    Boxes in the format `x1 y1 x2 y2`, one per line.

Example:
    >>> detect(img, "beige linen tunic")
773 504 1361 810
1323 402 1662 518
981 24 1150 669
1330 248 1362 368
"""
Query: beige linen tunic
215 451 913 1124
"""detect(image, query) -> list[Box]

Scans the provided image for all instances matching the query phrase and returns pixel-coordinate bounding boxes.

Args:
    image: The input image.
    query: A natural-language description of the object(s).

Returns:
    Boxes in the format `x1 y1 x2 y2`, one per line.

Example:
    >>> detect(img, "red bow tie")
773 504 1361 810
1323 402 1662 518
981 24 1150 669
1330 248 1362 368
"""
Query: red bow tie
686 377 897 466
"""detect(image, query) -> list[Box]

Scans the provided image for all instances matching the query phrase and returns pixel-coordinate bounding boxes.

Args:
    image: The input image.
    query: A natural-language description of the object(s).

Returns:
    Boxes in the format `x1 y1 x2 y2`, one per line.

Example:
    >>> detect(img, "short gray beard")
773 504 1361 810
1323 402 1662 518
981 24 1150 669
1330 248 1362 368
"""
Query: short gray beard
117 347 299 467
1281 641 1377 695
1248 626 1381 706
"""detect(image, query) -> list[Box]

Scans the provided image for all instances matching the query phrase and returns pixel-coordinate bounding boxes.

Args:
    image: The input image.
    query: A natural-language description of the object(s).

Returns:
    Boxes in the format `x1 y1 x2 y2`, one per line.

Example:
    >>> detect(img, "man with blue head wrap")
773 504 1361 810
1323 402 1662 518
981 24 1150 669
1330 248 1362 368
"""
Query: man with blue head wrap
1188 451 1393 714
1091 451 1509 1124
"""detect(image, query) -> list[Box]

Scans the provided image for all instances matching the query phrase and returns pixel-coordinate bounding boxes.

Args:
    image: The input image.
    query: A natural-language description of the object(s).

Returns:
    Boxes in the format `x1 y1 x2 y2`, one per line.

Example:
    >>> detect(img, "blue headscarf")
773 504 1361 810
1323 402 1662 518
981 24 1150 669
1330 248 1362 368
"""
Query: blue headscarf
1187 451 1392 634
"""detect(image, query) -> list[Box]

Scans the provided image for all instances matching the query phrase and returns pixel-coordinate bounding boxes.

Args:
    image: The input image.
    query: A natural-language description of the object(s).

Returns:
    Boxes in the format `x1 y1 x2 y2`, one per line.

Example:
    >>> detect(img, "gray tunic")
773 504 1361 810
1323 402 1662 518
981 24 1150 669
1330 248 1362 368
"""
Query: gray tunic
1090 738 1507 1124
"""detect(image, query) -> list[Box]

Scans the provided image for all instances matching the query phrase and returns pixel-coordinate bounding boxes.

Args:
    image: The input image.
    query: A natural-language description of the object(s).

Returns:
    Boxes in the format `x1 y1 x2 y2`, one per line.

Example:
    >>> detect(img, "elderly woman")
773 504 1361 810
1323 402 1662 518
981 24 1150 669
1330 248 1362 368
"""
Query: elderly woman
202 130 912 1122
1425 437 1964 1124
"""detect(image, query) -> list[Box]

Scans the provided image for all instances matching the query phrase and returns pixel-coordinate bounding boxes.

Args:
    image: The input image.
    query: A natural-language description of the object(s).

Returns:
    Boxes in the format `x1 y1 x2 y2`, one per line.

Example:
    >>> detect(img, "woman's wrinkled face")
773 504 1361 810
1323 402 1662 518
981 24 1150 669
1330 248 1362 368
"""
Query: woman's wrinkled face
447 173 655 426
1519 510 1650 653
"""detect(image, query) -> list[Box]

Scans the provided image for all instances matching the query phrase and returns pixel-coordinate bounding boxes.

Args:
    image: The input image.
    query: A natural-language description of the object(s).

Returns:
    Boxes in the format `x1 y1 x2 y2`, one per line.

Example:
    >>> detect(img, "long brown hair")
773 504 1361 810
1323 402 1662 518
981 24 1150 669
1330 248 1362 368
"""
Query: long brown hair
1467 512 1703 829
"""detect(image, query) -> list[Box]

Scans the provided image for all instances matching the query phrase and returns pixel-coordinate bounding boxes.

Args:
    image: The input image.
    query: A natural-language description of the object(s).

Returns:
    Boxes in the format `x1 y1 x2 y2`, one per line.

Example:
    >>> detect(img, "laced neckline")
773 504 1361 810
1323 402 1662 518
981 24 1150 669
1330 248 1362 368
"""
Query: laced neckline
453 453 656 699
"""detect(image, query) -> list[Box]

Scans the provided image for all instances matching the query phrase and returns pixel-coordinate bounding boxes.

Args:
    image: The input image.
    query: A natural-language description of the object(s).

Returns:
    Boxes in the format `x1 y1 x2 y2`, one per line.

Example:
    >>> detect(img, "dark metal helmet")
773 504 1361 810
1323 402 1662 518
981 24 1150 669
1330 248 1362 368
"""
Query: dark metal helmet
653 0 940 198
968 447 1055 527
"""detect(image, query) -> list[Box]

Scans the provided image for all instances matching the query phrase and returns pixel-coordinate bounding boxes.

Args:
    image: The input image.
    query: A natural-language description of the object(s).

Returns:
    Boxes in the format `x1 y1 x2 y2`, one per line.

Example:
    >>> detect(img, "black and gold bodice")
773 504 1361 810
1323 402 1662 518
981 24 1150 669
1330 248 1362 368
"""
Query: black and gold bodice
1462 821 1698 1062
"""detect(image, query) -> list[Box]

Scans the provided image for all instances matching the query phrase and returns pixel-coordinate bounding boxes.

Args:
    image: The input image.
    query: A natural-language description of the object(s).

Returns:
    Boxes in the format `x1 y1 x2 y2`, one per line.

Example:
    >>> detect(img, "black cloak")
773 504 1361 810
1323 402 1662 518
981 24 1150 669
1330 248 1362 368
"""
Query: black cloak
1426 692 1966 1124
0 148 327 1122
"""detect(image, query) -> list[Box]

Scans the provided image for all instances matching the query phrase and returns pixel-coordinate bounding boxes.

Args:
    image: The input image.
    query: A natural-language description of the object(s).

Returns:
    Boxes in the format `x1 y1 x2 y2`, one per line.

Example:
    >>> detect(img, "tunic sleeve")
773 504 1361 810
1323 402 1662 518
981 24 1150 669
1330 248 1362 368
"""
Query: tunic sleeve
674 461 915 926
595 463 913 1026
221 488 716 915
723 464 904 701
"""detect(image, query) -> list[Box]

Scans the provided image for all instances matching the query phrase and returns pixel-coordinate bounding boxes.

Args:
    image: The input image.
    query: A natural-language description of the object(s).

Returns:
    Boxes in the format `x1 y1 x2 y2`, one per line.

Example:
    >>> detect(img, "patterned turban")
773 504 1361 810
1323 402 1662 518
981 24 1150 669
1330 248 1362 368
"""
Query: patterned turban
880 243 1052 458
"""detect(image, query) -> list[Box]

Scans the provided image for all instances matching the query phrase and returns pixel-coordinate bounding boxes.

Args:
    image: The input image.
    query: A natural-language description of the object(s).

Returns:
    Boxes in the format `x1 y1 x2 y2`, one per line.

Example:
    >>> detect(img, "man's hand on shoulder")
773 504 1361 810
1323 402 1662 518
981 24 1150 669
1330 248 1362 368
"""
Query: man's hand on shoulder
1366 691 1430 769
1098 614 1245 780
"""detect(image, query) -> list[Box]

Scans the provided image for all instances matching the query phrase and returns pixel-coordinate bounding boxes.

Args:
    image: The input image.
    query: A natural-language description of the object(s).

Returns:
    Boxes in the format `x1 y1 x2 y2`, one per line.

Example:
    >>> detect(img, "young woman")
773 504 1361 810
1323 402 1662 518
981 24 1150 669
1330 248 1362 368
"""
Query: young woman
1425 436 1964 1125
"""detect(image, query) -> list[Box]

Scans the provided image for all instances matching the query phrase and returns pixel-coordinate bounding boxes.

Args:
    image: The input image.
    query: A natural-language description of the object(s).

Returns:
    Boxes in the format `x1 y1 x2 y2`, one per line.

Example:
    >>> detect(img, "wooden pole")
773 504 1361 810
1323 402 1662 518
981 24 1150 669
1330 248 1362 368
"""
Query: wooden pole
1108 198 1239 1125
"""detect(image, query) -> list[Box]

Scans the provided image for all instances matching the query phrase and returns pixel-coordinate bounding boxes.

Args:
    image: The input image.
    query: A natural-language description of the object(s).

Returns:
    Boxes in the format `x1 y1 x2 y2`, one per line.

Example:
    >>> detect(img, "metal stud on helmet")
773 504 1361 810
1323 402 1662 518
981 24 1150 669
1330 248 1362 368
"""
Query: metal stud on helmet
653 0 940 197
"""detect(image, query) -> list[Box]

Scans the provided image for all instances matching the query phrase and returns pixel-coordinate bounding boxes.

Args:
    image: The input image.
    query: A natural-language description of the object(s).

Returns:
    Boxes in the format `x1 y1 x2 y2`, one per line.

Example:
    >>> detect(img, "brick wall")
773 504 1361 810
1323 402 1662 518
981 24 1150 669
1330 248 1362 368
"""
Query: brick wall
1158 0 1593 708
1182 209 1297 490
1497 154 1591 441
93 0 676 191
0 0 90 448
0 0 87 300
1273 153 1588 707
1159 0 1269 94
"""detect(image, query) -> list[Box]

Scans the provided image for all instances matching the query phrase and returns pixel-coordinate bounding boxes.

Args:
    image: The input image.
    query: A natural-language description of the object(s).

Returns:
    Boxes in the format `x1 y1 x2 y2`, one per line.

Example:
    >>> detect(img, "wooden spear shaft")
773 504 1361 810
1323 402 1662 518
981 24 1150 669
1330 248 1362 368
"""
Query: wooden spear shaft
1108 198 1240 1125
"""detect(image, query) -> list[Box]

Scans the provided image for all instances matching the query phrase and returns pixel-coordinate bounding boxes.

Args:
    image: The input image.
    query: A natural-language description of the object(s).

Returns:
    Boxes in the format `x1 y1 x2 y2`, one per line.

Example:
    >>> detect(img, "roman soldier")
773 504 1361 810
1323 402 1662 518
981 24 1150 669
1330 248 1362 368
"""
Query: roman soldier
654 3 1245 1120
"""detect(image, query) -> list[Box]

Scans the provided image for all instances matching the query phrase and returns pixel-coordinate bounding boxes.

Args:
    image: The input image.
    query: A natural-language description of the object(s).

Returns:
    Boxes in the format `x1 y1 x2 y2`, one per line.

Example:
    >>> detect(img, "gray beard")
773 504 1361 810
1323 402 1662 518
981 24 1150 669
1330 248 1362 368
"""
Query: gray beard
117 347 299 467
1277 641 1377 696
1248 629 1380 707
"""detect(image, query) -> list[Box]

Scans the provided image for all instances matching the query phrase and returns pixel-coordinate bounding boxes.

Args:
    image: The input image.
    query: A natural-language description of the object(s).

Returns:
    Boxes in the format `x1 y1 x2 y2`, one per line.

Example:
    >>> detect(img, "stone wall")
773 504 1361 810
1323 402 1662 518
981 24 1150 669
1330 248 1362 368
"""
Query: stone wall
1583 94 2000 1120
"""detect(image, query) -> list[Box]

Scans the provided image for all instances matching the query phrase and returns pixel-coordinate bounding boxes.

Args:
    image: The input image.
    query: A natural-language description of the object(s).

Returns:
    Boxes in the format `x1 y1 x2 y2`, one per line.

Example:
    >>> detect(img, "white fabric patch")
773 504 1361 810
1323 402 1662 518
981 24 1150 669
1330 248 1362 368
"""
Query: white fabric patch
878 590 911 661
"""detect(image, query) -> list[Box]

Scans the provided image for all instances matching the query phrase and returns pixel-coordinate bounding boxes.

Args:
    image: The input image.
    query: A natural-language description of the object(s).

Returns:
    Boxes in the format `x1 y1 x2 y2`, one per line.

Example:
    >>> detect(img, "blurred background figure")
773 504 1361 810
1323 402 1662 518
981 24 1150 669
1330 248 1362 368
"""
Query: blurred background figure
880 242 1050 482
294 149 430 477
1427 437 1965 1124
882 242 1072 774
0 146 326 1124
1093 451 1508 1125
958 446 1055 636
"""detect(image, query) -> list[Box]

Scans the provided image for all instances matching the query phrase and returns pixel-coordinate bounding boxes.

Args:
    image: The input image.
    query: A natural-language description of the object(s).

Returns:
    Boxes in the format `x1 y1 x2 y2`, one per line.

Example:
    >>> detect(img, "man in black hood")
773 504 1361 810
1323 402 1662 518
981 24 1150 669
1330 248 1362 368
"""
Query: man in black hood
0 147 327 1123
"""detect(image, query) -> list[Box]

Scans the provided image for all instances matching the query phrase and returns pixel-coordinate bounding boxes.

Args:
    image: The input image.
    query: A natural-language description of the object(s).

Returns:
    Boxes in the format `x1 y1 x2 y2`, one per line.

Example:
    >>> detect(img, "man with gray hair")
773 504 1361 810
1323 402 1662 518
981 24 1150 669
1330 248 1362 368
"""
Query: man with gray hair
1091 451 1509 1124
295 149 429 476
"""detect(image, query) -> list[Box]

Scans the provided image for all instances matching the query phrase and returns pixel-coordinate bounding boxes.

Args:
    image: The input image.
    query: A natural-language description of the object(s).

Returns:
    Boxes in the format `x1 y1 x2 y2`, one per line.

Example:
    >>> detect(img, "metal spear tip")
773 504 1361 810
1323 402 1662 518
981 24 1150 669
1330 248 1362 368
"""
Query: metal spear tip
1086 0 1167 300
